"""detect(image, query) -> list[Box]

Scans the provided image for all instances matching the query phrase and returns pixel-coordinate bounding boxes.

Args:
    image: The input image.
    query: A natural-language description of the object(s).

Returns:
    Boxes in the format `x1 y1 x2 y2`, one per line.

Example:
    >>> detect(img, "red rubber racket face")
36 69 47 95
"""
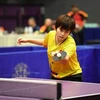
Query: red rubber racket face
53 51 67 61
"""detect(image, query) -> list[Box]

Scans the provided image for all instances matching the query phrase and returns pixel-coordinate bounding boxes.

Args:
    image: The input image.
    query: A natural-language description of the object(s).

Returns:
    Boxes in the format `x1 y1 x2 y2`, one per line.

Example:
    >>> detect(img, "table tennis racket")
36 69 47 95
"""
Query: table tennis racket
53 50 67 61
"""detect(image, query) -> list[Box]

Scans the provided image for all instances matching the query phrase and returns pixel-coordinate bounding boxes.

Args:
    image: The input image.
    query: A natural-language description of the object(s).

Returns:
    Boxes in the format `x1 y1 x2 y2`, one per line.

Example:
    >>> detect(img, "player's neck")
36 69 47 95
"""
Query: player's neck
55 35 65 45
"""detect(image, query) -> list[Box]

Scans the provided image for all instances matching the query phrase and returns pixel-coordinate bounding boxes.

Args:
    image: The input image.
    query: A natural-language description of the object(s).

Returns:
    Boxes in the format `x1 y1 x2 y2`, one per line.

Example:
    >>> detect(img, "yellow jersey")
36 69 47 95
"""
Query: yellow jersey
43 30 82 78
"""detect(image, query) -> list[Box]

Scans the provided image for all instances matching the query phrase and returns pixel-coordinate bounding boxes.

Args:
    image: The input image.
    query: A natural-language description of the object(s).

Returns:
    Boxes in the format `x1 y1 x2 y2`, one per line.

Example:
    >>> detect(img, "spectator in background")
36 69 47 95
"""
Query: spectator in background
24 17 40 34
39 18 54 34
67 4 88 45
0 26 4 35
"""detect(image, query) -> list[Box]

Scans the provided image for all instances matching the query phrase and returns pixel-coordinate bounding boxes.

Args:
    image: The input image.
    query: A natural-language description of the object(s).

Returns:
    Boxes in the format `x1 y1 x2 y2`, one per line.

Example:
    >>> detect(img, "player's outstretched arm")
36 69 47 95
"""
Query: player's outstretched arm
17 38 44 46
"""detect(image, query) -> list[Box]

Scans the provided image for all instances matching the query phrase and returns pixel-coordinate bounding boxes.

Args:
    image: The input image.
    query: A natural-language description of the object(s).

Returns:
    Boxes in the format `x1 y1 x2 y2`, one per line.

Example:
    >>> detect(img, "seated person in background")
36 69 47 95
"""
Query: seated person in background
39 18 54 34
0 26 4 35
67 4 88 45
24 17 40 34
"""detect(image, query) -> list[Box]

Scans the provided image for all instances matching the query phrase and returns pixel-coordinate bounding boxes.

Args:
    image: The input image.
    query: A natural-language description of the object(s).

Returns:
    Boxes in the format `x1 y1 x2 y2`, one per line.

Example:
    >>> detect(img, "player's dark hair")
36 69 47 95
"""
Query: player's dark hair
55 14 75 33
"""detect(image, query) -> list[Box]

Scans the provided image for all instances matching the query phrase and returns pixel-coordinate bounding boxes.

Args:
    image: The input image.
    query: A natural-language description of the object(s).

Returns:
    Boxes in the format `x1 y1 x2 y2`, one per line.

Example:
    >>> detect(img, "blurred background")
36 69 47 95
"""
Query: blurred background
0 0 100 33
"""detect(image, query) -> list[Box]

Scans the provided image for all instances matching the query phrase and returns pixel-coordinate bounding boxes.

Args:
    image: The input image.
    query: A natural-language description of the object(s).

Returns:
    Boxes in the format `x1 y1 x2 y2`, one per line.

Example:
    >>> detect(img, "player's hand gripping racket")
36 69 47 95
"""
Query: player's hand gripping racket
53 51 67 61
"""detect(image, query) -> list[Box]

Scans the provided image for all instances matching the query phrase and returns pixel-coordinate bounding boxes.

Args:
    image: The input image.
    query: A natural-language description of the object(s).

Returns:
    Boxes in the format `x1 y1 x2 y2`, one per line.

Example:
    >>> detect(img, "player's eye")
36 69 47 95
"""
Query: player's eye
60 28 64 32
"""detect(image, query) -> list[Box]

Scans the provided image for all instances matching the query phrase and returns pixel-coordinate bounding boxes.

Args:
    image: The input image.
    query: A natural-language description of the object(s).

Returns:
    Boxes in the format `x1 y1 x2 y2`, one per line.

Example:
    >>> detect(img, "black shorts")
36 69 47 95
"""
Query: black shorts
51 73 82 82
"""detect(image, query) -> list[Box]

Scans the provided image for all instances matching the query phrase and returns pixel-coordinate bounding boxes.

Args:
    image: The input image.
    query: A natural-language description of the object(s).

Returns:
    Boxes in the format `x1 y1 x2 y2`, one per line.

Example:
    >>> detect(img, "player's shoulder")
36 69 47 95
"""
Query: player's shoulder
68 35 74 40
49 30 56 33
67 35 76 43
45 30 56 38
48 30 56 35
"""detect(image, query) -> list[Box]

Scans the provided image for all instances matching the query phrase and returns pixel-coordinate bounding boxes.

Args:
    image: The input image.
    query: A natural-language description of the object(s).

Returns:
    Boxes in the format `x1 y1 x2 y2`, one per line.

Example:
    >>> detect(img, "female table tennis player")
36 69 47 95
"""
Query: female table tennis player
18 14 82 81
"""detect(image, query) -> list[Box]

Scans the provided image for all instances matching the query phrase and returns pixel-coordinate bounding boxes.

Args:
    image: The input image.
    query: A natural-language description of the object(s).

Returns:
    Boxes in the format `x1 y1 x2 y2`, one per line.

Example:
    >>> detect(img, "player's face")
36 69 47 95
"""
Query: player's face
56 27 70 40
